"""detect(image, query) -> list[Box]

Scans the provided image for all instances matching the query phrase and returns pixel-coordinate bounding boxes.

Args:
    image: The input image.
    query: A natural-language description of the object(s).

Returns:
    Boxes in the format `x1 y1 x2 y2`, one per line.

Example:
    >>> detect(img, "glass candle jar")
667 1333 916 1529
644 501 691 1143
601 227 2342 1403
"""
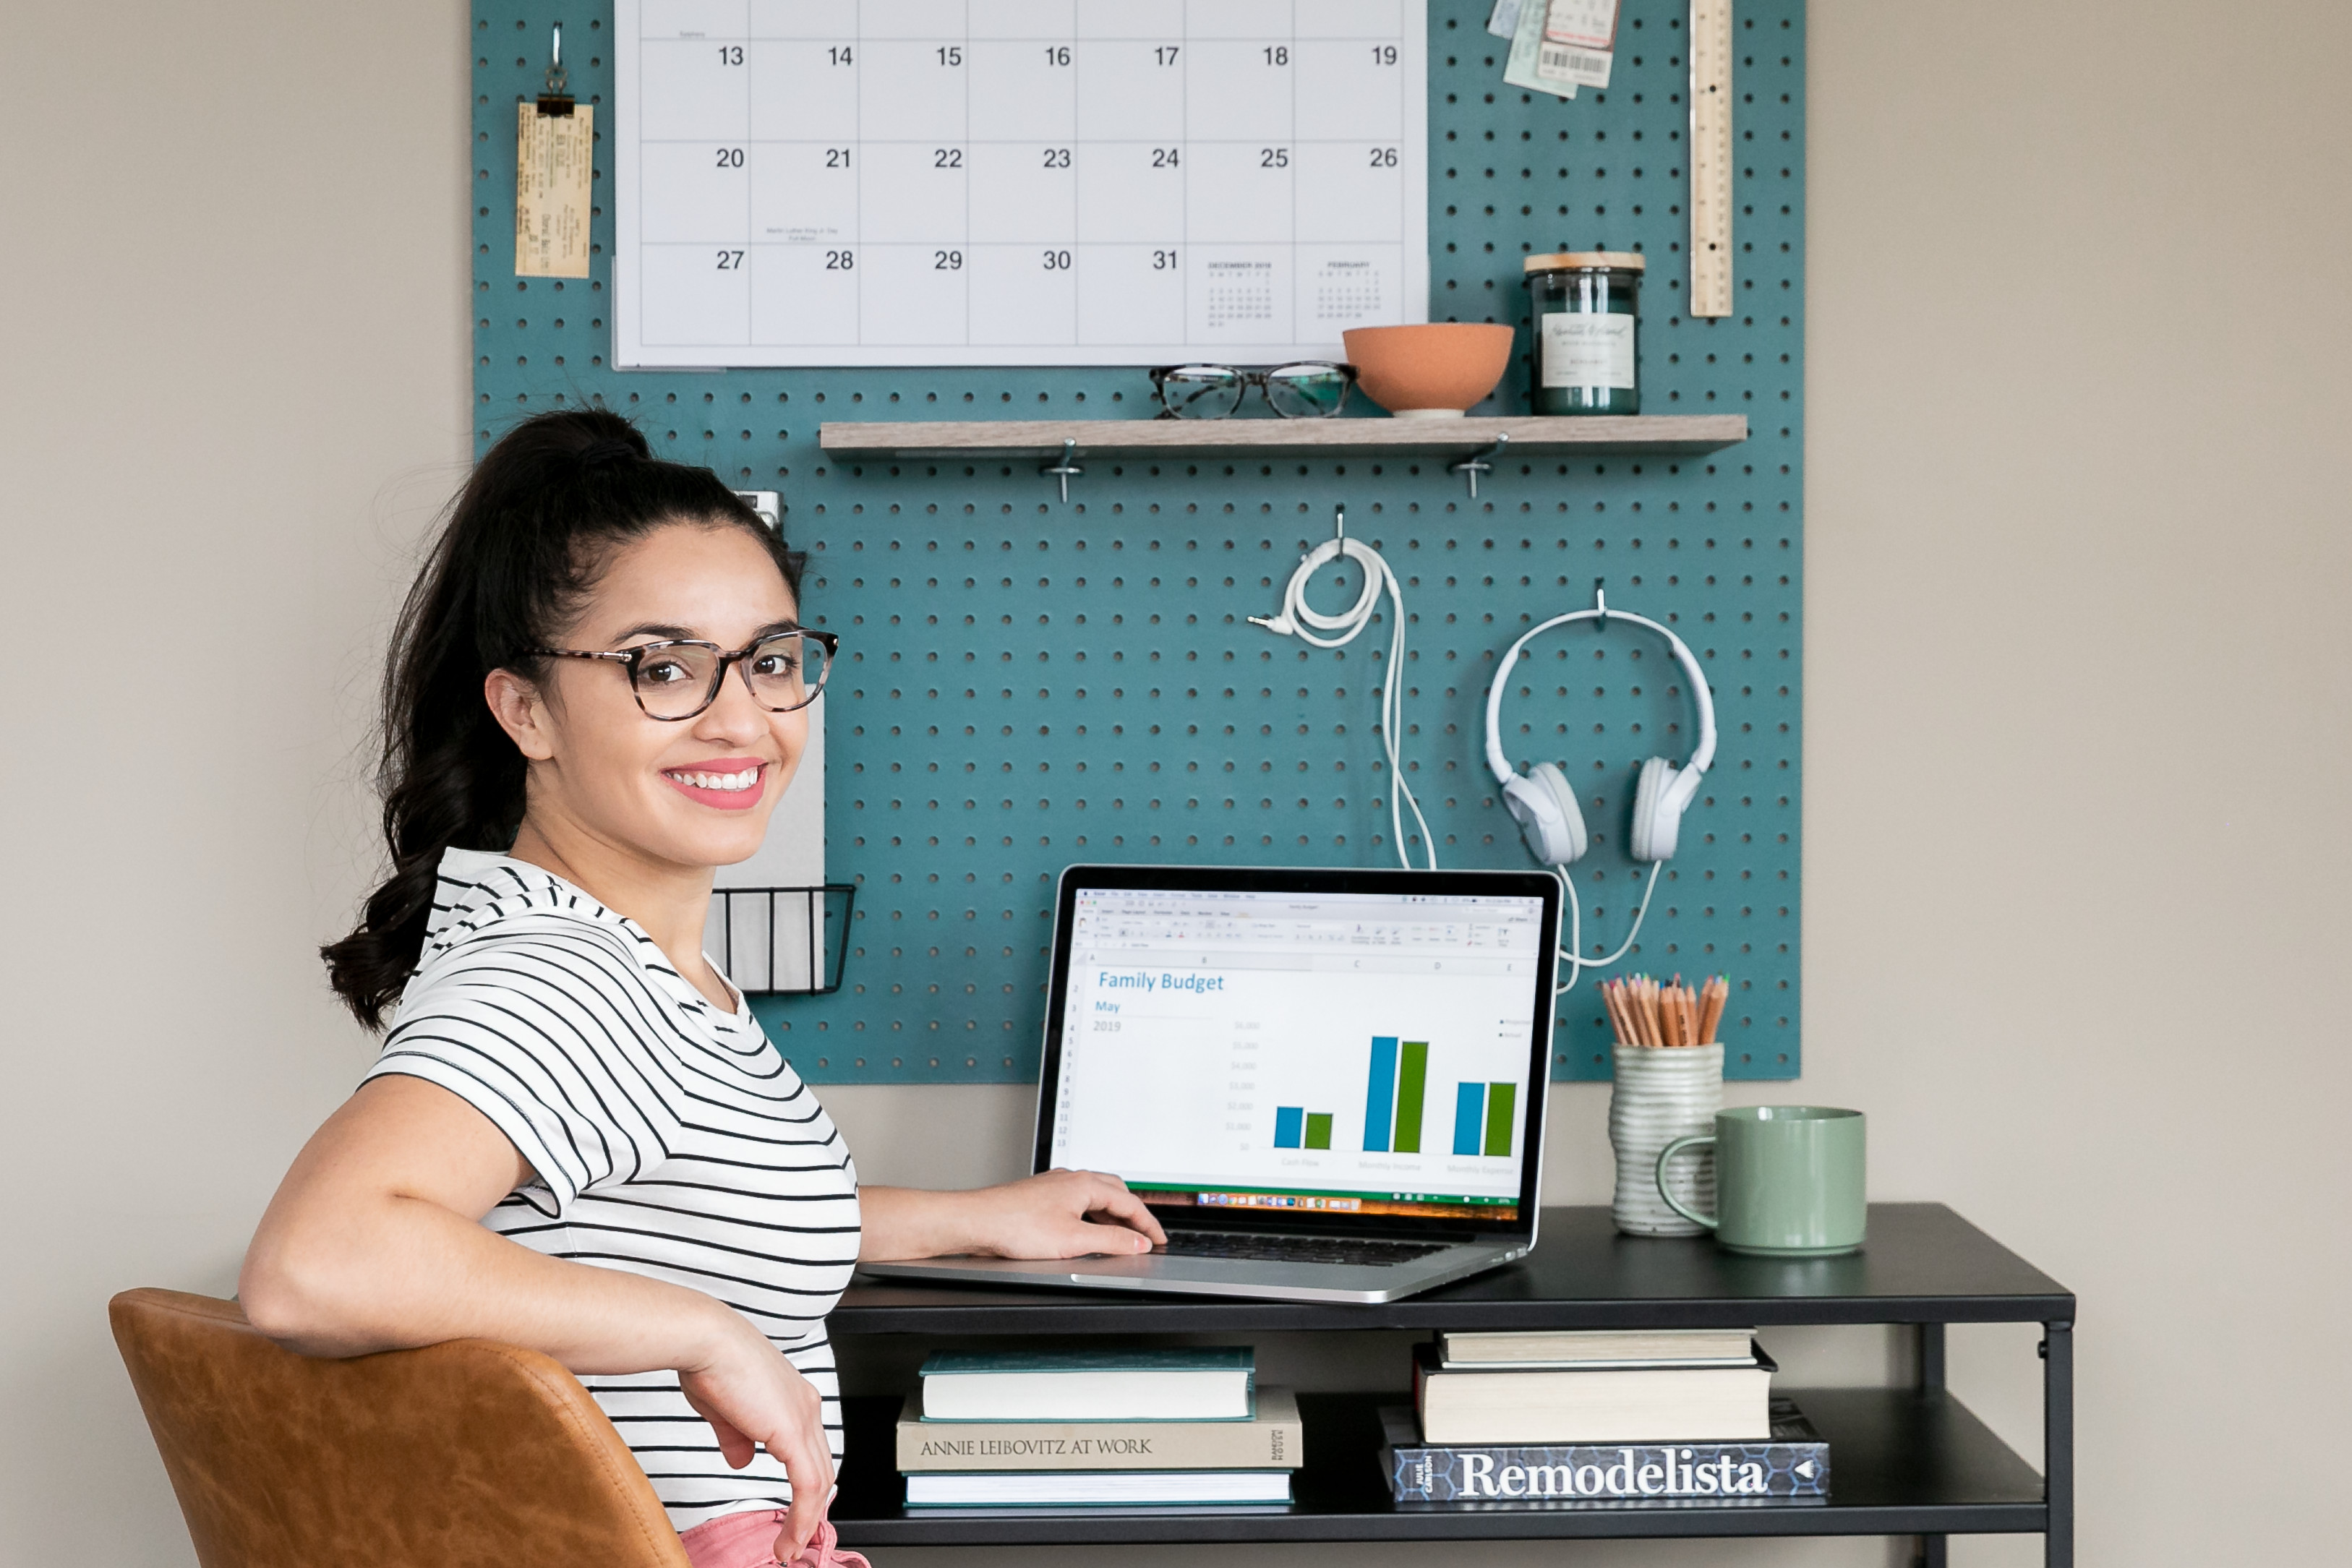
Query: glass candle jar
1523 251 1644 415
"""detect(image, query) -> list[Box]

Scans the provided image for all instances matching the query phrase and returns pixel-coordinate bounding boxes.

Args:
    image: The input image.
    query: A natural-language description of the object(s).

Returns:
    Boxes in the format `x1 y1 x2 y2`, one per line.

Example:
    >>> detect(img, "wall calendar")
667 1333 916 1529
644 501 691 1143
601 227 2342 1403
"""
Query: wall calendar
615 1 1429 367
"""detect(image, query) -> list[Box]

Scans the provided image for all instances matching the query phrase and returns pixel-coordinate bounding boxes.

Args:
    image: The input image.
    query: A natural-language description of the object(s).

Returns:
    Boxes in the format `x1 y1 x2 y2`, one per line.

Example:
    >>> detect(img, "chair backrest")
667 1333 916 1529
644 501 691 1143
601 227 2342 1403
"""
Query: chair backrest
110 1288 692 1568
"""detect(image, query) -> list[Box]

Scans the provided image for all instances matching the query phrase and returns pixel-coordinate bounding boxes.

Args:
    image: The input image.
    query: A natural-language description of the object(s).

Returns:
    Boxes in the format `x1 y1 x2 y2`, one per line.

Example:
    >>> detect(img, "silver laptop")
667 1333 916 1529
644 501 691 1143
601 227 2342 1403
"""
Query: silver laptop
860 863 1560 1303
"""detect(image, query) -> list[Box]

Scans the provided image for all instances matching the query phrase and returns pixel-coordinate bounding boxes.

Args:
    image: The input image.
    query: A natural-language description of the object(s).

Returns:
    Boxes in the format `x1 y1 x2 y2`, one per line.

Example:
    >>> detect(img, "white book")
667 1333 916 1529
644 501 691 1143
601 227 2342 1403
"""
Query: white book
1414 1345 1774 1445
904 1470 1293 1508
1439 1328 1759 1366
918 1348 1254 1423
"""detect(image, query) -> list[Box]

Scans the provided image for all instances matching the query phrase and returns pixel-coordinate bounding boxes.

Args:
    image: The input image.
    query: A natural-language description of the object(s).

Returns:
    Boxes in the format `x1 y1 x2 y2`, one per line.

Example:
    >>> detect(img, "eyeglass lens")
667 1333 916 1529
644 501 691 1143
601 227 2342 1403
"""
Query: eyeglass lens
1264 364 1353 419
632 634 830 720
1155 367 1246 420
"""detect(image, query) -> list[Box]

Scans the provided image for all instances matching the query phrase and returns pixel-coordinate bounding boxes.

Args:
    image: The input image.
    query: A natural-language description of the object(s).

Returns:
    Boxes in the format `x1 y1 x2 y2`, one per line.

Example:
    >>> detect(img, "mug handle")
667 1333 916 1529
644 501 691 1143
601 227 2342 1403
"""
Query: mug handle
1654 1134 1718 1230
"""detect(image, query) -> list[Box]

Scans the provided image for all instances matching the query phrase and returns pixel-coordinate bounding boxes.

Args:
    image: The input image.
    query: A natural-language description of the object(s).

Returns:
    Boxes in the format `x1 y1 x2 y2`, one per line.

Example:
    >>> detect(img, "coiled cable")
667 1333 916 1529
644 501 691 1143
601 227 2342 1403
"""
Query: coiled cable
1250 510 1435 871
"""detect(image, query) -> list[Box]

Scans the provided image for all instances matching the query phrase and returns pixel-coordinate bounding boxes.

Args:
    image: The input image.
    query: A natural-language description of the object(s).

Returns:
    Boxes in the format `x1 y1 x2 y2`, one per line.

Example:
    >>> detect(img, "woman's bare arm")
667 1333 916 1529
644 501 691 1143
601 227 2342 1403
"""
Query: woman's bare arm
857 1170 1166 1263
240 1075 835 1557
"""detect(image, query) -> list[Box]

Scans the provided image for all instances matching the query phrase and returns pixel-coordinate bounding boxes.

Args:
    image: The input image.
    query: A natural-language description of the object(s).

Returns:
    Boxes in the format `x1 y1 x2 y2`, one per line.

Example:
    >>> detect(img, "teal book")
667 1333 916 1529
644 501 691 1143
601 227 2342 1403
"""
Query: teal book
918 1347 1255 1423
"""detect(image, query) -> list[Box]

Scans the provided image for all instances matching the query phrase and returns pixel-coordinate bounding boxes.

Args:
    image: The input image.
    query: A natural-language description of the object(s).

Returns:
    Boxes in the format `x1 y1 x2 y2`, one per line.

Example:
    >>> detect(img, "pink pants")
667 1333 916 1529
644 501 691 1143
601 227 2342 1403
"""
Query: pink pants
678 1510 868 1568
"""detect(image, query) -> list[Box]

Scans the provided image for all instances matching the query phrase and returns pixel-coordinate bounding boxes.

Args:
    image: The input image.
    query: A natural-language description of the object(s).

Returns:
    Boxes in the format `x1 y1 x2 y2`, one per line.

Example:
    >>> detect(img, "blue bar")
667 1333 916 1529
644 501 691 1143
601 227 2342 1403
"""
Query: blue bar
1364 1036 1398 1152
1453 1081 1487 1156
1273 1106 1304 1149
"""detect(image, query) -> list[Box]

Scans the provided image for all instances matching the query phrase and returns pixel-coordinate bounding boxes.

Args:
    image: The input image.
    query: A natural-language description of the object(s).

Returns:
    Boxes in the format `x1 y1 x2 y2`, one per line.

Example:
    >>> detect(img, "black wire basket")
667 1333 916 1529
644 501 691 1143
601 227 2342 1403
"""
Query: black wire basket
706 884 856 997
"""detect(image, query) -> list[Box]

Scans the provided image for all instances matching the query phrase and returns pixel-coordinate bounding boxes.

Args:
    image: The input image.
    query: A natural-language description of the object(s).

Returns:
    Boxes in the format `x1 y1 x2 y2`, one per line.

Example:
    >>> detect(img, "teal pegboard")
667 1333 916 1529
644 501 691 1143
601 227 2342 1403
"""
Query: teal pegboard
470 0 1804 1084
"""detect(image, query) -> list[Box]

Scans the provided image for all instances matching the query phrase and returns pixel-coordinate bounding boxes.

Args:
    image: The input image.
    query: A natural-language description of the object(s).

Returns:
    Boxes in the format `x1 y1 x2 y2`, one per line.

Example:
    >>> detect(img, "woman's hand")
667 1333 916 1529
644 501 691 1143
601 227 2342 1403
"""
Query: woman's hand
677 1308 836 1561
857 1170 1168 1263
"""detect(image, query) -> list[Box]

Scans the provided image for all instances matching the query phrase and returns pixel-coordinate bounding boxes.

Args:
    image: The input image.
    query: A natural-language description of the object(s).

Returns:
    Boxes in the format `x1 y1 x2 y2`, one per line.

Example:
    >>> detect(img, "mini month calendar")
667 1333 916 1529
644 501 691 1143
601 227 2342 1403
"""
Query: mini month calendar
614 1 1429 367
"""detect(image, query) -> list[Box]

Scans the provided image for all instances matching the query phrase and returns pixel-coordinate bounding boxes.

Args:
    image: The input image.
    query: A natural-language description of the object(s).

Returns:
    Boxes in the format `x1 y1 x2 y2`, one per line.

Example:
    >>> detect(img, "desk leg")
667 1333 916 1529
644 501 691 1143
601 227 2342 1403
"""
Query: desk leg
1914 1324 1947 1567
2044 1320 2074 1568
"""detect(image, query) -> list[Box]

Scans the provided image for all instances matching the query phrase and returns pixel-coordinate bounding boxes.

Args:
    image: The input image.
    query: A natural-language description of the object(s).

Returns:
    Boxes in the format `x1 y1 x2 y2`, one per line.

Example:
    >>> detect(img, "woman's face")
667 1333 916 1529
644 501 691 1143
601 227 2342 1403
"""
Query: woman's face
492 520 810 875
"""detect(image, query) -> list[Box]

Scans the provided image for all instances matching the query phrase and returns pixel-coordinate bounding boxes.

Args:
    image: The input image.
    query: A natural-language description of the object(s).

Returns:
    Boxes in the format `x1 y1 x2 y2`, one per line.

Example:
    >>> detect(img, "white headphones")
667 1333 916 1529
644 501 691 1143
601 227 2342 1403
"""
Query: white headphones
1484 592 1716 988
1485 591 1716 867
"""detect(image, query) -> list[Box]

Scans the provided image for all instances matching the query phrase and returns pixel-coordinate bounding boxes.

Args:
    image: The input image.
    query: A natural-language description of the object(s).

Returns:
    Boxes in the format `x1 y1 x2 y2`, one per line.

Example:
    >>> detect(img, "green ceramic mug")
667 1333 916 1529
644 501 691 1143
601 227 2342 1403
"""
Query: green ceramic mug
1654 1106 1867 1256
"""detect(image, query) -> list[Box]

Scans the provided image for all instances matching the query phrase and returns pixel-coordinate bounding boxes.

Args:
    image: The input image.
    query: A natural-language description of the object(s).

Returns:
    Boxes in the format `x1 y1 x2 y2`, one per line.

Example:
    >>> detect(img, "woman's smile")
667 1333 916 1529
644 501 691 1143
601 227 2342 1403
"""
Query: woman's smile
661 756 767 810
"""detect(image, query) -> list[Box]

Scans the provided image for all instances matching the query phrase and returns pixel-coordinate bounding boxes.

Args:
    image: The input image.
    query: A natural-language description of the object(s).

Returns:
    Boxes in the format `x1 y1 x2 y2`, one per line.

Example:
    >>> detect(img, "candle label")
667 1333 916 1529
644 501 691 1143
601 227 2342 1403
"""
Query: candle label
1540 312 1636 390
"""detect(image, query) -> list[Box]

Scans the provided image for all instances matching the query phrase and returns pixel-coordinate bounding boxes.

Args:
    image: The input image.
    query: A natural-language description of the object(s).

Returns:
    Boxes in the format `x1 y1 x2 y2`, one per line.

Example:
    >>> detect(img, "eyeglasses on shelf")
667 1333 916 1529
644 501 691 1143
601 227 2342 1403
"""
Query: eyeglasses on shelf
1149 362 1357 420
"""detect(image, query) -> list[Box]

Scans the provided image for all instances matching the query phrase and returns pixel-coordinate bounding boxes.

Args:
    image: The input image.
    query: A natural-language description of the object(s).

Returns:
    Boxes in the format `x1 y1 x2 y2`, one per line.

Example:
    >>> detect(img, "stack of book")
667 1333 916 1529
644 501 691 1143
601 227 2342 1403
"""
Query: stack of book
896 1347 1299 1508
1385 1328 1829 1504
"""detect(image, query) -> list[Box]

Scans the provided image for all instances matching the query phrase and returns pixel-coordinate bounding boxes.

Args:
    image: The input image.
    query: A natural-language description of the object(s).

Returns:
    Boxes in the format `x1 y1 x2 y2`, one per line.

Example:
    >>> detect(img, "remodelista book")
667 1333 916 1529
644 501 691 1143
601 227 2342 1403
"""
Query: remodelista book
898 1389 1300 1472
919 1347 1255 1422
1380 1400 1829 1504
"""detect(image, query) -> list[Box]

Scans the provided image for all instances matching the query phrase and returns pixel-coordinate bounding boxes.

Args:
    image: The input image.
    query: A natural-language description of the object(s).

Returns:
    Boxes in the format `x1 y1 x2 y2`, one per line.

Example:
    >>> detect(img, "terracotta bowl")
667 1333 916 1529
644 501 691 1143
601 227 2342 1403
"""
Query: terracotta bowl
1343 323 1516 418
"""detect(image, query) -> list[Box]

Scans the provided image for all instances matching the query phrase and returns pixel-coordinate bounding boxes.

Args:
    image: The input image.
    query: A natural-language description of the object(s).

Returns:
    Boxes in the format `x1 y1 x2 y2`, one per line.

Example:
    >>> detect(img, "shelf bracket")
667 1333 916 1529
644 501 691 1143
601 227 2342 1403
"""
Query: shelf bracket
1450 432 1510 498
1040 438 1083 503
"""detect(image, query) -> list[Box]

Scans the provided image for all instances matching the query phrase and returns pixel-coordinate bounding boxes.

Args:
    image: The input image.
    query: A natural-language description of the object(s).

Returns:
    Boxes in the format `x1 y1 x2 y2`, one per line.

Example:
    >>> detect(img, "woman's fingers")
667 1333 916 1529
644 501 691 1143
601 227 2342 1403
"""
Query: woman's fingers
680 1327 836 1555
774 1433 831 1559
1032 1170 1166 1256
1077 1172 1168 1244
746 1381 834 1559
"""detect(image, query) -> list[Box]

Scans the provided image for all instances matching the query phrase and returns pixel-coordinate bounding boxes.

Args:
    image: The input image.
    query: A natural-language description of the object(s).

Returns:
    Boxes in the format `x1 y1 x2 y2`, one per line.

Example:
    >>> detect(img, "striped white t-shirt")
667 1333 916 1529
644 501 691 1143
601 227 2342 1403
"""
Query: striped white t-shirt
365 847 860 1531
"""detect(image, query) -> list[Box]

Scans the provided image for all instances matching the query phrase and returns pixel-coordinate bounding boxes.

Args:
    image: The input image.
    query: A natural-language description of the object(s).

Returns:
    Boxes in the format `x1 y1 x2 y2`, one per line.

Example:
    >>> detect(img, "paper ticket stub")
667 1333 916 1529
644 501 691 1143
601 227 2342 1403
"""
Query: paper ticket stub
1542 0 1618 90
1487 0 1525 38
515 102 593 279
1503 0 1574 99
1540 0 1618 90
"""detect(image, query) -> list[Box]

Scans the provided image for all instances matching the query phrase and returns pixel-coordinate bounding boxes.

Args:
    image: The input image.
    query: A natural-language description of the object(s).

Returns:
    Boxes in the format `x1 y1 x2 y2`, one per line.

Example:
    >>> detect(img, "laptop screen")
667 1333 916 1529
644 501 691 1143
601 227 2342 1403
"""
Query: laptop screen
1042 874 1555 1228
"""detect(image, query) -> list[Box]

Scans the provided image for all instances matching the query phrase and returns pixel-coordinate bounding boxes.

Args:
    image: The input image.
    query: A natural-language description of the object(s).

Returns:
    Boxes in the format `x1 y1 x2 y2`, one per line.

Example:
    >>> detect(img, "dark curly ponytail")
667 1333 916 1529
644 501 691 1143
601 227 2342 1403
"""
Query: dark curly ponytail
323 409 803 1029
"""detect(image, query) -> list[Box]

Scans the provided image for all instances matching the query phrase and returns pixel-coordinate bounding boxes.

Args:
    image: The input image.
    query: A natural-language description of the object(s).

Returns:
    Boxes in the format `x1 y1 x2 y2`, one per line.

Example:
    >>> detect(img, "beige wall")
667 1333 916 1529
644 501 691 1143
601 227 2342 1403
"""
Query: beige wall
3 3 2345 1565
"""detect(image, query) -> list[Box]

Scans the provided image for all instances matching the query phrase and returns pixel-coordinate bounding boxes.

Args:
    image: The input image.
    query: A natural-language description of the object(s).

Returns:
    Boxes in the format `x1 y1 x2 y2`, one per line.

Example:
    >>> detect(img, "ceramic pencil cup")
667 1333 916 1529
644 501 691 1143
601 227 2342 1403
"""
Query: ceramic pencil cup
1609 1042 1723 1236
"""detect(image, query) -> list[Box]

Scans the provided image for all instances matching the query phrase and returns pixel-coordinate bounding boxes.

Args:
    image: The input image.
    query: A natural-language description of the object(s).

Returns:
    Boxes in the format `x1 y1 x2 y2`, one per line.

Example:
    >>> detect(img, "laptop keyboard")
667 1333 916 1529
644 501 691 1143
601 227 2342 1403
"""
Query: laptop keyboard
1155 1231 1450 1268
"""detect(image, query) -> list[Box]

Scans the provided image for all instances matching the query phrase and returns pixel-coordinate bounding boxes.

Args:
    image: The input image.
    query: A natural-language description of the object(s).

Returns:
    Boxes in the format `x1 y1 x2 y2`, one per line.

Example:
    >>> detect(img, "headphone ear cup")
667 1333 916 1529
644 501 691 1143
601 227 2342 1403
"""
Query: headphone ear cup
1630 757 1682 862
1527 763 1588 866
1501 766 1587 866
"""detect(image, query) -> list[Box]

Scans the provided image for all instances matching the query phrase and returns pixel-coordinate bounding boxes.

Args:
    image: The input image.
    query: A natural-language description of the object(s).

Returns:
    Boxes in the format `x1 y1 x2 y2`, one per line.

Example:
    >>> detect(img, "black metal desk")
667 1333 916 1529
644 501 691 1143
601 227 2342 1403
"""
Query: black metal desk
831 1203 2074 1565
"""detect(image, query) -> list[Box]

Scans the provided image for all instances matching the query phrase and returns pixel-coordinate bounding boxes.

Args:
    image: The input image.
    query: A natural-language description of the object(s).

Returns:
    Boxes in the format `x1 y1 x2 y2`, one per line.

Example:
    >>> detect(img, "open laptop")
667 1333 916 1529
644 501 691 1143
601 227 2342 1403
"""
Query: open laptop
858 863 1561 1303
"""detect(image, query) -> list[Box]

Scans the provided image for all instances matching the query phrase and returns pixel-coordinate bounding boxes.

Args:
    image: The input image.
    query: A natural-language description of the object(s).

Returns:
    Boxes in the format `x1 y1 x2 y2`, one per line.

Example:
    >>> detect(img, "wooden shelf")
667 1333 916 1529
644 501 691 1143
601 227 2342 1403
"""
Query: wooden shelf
818 414 1747 462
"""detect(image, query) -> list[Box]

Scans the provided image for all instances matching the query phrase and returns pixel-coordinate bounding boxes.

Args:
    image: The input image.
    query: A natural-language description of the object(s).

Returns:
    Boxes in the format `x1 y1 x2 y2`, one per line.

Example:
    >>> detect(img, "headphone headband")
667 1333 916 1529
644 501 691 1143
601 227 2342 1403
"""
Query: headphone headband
1483 606 1718 802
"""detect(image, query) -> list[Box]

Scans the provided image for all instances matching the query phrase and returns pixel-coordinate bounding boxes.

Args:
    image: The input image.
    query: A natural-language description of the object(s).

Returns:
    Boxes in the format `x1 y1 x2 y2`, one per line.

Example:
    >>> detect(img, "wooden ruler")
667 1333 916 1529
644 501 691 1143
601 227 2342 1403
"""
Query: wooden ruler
1689 0 1735 317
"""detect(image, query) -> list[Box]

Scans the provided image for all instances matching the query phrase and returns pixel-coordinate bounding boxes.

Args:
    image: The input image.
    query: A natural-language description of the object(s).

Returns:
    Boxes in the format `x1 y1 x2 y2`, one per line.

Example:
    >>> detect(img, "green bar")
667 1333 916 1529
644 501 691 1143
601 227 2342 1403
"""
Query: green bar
1393 1042 1428 1154
1304 1112 1333 1150
1484 1081 1517 1158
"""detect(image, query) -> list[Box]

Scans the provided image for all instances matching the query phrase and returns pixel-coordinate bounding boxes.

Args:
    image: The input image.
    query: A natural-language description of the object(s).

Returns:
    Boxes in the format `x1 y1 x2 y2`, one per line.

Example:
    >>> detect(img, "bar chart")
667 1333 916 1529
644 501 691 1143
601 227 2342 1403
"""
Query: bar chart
1272 1108 1334 1150
1450 1081 1518 1157
1361 1035 1431 1154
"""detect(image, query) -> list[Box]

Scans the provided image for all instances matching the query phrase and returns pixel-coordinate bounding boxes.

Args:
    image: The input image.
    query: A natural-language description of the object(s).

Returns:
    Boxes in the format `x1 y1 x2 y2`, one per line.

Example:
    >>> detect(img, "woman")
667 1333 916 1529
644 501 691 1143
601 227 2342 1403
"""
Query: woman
240 410 1163 1568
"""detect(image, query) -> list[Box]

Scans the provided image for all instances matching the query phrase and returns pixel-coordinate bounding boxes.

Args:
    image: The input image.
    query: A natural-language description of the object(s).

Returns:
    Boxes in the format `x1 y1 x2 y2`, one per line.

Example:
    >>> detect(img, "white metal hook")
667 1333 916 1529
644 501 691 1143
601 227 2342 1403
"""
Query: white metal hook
1450 432 1510 498
1040 438 1083 503
544 21 570 99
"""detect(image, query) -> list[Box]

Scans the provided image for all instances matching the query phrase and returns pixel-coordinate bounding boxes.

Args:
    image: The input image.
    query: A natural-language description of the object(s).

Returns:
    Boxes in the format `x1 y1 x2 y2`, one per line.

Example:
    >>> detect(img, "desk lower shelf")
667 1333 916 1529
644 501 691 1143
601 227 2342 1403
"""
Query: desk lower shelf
831 1389 2046 1546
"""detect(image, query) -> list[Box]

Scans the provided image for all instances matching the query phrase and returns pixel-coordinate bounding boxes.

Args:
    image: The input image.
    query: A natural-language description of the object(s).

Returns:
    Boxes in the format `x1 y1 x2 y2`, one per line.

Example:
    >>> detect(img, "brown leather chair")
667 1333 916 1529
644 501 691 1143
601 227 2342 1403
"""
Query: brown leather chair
110 1288 691 1568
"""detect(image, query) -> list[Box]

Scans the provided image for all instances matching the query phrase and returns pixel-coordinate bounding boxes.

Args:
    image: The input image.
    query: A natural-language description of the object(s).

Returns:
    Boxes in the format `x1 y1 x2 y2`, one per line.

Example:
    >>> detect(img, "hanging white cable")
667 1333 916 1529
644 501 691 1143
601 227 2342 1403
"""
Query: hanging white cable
1250 509 1436 871
1554 860 1664 994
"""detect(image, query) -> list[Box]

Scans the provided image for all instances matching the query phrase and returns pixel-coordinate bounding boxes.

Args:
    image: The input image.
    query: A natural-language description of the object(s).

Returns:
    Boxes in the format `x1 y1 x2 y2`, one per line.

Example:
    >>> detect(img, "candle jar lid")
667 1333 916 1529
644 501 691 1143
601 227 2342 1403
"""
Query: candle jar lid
1523 251 1647 274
